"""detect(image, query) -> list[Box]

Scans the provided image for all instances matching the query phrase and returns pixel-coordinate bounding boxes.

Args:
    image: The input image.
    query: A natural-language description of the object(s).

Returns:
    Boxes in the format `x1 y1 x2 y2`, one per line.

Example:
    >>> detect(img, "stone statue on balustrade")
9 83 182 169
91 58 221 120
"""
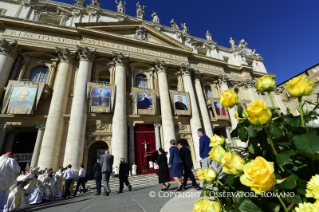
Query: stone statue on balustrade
151 11 160 24
136 2 147 19
92 0 100 6
181 23 189 35
170 19 179 29
75 0 86 7
206 30 212 41
229 37 236 49
238 39 248 49
115 0 125 13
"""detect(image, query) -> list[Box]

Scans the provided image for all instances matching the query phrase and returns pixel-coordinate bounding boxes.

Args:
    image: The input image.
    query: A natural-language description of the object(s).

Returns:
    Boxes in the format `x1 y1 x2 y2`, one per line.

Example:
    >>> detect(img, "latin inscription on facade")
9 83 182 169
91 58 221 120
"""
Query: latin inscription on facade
82 38 188 62
4 29 81 45
197 63 223 72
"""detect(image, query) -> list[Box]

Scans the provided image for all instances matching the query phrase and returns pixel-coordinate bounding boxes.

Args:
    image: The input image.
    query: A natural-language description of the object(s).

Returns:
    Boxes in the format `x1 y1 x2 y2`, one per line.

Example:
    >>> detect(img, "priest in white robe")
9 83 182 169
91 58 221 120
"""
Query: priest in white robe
54 167 65 198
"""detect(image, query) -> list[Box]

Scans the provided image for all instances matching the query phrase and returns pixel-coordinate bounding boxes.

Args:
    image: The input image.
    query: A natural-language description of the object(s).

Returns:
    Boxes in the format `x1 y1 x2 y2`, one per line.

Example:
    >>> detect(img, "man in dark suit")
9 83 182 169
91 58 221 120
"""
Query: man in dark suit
198 128 212 189
100 150 114 196
137 93 151 109
175 95 188 110
117 158 132 193
177 142 201 190
93 158 102 196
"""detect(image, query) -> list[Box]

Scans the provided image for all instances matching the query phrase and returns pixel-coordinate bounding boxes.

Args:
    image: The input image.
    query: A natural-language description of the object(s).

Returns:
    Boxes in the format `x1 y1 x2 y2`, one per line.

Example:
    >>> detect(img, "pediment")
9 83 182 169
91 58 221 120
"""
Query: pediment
75 22 191 53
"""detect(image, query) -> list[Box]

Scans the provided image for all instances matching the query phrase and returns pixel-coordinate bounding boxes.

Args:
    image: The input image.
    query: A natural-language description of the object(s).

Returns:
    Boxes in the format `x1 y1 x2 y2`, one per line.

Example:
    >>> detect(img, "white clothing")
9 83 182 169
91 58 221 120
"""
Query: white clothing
4 184 29 212
132 165 137 175
63 169 75 179
0 155 21 193
154 163 159 170
0 190 6 212
149 161 154 168
54 171 64 198
78 168 86 178
114 168 119 175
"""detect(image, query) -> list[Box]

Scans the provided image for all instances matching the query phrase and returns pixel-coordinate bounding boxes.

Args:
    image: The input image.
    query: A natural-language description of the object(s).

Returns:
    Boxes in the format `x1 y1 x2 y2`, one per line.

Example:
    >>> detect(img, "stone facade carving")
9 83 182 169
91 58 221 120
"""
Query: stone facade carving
170 19 179 29
151 12 160 24
1 9 7 15
90 123 112 131
76 45 96 62
206 30 212 41
75 0 86 7
229 37 236 50
0 39 20 58
236 39 262 60
155 59 169 74
181 23 189 35
115 0 125 13
218 74 228 85
175 123 190 132
88 9 97 17
60 15 68 26
136 2 147 19
55 47 75 63
134 26 148 41
92 0 100 6
180 63 193 76
71 9 81 18
112 51 129 66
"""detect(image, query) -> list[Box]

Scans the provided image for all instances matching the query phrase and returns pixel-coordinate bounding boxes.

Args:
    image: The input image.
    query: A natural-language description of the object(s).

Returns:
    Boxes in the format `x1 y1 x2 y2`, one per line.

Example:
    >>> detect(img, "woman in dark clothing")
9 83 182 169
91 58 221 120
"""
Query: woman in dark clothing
157 147 171 191
168 139 183 191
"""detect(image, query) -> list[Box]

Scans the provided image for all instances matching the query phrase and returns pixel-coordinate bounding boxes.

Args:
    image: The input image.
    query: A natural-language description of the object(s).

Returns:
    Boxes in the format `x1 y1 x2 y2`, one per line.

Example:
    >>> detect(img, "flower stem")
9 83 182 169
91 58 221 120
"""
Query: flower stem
264 126 285 172
217 179 224 186
267 91 280 116
298 96 305 127
273 188 288 212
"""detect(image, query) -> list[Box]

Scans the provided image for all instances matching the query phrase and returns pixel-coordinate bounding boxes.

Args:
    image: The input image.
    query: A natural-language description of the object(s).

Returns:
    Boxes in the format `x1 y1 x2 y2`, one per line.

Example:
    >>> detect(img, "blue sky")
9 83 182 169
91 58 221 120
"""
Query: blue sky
60 0 319 84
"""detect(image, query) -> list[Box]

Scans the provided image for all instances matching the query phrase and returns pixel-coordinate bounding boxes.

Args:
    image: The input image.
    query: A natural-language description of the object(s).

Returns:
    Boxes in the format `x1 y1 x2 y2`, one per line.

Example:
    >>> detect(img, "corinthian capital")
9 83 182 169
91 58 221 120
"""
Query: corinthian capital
0 39 21 59
112 51 129 66
154 59 169 74
77 45 96 62
218 74 228 85
55 47 76 63
194 70 202 80
180 63 193 77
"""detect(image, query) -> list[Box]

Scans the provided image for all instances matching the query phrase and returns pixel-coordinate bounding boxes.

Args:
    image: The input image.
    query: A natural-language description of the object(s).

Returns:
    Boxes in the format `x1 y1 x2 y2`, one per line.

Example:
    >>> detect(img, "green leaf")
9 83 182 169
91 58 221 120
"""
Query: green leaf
276 154 290 166
238 125 248 141
269 123 284 139
225 175 235 187
238 199 263 212
247 125 257 138
275 142 292 146
282 114 302 127
231 127 238 138
268 203 280 212
232 191 245 204
296 151 319 160
238 103 243 118
293 130 319 155
284 125 307 135
280 174 299 189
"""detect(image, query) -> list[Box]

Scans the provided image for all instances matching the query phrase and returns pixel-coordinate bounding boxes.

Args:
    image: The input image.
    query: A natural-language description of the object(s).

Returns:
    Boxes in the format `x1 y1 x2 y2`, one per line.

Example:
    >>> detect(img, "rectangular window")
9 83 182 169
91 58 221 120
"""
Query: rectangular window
170 86 178 91
261 93 271 106
39 15 62 25
313 67 319 73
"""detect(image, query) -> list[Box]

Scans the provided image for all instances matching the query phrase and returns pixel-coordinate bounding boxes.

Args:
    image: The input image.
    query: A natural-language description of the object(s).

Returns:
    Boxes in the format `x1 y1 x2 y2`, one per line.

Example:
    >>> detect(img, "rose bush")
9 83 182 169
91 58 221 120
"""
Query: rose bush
194 75 319 212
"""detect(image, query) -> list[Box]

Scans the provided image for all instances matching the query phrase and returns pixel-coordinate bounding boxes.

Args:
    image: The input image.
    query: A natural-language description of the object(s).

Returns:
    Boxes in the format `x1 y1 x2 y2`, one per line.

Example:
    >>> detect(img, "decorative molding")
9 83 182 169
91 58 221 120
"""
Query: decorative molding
71 9 81 18
75 0 86 7
55 47 75 63
155 59 169 74
180 63 193 77
218 74 228 85
112 51 129 66
88 9 97 17
134 26 148 41
92 0 100 6
0 39 21 59
0 9 7 15
35 124 45 130
154 123 161 128
76 45 96 62
90 123 112 131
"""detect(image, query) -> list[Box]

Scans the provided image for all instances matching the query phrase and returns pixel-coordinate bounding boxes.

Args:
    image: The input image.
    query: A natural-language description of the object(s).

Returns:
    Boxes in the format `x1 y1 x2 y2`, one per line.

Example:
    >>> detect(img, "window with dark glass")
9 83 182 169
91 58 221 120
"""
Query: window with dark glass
204 86 214 98
136 74 148 88
29 66 49 83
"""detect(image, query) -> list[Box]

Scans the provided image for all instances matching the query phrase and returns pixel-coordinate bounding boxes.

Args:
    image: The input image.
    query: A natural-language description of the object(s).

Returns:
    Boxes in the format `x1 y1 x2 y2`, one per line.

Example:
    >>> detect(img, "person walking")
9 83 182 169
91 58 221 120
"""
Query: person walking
63 164 75 199
117 158 132 193
168 140 183 191
100 150 113 196
198 128 212 188
177 142 201 190
157 148 170 191
73 165 86 196
93 158 102 196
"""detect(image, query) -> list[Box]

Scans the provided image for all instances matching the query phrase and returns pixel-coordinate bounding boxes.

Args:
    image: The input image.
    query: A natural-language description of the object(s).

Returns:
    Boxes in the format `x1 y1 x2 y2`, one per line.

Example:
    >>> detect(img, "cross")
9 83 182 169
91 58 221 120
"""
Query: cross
141 141 150 153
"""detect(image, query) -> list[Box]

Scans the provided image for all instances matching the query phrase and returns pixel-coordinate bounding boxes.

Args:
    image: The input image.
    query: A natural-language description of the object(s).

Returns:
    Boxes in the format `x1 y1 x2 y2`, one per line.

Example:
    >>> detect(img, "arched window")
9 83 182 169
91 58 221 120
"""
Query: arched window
98 70 110 84
205 86 214 98
29 66 49 83
170 78 178 91
136 74 148 88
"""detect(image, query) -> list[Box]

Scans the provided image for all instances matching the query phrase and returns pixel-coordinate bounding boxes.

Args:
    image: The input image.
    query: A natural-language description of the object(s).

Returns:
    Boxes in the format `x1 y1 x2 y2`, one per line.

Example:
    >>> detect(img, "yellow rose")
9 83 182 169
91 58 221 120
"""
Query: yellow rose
240 156 276 194
220 89 238 108
196 168 205 182
222 152 245 175
193 199 221 212
295 202 319 212
235 111 248 123
196 168 216 183
306 175 319 200
209 134 225 147
255 75 276 92
209 145 226 164
246 99 272 125
285 75 315 97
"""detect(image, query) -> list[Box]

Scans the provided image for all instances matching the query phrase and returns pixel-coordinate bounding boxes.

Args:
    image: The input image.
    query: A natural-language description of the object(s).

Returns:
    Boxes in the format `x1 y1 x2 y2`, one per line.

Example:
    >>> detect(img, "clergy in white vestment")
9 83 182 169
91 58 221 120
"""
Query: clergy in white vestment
24 167 42 204
54 167 65 198
0 152 20 212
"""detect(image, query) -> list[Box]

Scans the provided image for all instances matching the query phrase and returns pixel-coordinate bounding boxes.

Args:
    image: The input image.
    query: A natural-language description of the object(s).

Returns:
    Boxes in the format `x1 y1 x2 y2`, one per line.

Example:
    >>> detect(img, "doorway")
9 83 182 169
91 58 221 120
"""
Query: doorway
87 141 108 179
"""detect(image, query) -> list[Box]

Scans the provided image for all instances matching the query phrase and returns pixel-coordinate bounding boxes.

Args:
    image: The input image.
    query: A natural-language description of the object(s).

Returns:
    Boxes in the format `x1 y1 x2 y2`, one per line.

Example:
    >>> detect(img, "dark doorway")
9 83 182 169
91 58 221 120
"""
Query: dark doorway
177 139 190 149
87 141 108 179
12 131 37 172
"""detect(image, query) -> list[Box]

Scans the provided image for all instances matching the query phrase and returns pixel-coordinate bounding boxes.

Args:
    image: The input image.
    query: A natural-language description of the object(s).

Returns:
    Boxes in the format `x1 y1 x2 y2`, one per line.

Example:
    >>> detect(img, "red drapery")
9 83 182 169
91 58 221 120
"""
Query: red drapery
134 124 156 173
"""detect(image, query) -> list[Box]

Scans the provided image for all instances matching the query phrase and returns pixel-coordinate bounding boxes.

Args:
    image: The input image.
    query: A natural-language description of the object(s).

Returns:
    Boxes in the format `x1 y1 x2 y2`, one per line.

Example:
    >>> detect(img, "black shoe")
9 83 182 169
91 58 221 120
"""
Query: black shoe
117 191 123 194
128 185 132 191
106 191 110 196
165 183 171 190
195 186 203 190
176 186 183 191
183 185 187 190
161 188 165 191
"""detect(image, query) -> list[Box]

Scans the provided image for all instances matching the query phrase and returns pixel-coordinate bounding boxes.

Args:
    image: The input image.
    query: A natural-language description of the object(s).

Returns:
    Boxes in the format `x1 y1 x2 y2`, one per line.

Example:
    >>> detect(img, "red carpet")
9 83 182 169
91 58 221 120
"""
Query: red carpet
139 169 199 182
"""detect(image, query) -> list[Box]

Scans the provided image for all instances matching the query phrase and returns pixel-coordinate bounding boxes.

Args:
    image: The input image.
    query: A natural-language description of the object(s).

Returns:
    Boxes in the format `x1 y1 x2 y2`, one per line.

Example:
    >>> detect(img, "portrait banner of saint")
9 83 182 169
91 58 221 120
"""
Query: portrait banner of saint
210 98 229 120
131 87 156 115
169 90 191 116
88 83 115 113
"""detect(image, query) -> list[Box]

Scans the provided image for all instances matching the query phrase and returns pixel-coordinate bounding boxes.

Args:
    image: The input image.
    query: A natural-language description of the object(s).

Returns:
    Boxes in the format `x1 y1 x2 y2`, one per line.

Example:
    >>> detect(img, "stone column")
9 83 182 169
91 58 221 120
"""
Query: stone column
9 55 23 80
30 124 45 168
194 71 213 138
38 47 75 170
63 46 96 172
219 74 238 130
0 39 20 99
111 52 129 167
0 124 10 154
154 60 175 153
128 123 135 168
154 123 161 150
225 126 232 146
3 132 16 153
180 64 202 166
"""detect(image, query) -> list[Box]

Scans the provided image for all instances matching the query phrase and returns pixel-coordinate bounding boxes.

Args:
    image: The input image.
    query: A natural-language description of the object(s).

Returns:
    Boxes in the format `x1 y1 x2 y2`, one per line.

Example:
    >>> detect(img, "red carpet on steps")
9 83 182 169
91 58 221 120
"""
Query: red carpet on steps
139 169 199 182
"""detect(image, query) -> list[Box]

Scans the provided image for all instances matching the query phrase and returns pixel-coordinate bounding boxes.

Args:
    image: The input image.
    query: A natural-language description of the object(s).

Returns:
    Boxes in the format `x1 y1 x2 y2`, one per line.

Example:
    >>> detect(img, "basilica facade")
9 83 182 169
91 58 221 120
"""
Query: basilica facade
0 0 286 177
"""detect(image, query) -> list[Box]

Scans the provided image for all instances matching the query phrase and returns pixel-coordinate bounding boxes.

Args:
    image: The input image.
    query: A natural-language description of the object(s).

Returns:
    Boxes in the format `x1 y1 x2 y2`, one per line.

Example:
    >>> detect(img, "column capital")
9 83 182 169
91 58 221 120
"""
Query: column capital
194 70 202 81
112 51 129 66
56 47 76 63
128 123 135 127
36 124 46 130
0 39 21 59
76 45 96 63
155 59 169 74
0 124 12 131
218 74 228 85
154 123 161 128
180 63 193 77
225 126 231 130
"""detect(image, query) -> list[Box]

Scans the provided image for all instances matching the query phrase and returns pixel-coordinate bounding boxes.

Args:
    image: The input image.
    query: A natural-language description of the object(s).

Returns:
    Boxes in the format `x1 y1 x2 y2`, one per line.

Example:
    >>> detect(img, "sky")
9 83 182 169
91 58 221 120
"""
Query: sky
59 0 319 85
